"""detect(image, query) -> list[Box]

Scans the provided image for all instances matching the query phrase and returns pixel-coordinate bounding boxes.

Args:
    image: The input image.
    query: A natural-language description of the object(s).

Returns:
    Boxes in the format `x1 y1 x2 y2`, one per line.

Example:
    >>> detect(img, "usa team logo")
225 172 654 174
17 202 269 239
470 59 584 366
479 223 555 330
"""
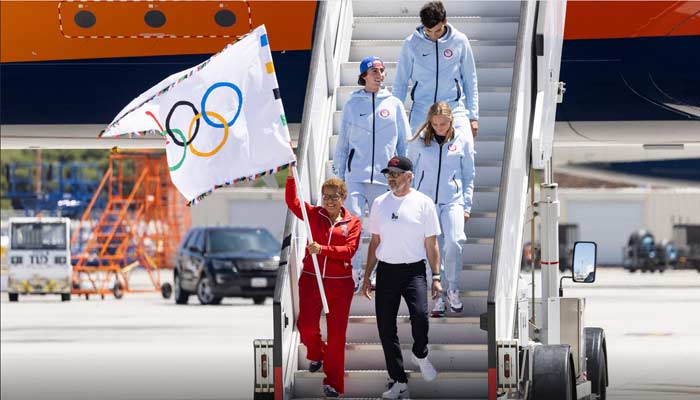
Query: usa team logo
448 144 457 152
443 48 454 59
379 109 391 118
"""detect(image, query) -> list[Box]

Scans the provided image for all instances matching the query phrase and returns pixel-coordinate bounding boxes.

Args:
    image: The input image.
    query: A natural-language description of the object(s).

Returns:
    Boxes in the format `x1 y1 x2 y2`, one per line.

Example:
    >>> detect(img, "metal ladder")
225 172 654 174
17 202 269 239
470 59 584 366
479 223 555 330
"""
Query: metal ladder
292 1 521 398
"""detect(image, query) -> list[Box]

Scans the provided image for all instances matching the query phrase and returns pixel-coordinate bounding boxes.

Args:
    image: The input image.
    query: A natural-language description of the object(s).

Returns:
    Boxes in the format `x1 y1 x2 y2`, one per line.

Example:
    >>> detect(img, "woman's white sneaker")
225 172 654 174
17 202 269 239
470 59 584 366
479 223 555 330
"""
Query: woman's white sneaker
447 289 463 313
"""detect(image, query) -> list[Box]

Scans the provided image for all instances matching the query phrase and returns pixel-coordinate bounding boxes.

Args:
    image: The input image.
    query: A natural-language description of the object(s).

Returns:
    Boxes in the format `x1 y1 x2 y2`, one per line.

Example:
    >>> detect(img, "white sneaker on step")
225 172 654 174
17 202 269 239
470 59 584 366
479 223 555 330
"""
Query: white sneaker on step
431 297 446 318
411 353 437 382
382 381 409 399
447 289 463 312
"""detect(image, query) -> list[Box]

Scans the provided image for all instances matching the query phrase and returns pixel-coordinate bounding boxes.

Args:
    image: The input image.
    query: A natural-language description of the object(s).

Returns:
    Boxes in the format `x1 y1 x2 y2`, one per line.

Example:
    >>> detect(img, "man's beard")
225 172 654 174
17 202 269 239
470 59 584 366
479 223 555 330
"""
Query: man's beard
390 180 408 195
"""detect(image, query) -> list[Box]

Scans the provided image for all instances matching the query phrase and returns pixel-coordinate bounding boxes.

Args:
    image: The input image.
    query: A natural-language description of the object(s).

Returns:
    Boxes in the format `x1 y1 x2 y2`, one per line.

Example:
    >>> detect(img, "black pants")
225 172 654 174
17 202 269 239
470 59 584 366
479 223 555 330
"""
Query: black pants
375 260 429 383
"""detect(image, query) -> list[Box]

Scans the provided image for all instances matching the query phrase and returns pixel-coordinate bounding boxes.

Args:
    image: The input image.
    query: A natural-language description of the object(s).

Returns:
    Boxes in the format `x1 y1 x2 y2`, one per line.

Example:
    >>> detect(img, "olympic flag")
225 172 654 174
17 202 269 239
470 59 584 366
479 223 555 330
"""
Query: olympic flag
101 25 296 205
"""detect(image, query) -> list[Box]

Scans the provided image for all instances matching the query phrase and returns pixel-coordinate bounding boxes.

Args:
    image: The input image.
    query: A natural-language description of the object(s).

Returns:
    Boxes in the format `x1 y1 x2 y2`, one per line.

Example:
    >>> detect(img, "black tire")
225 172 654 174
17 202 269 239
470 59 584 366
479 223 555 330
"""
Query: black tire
196 275 222 305
253 296 266 305
161 282 173 299
113 283 123 299
628 268 636 273
8 293 18 302
532 345 574 400
585 327 608 400
61 293 71 302
173 273 190 305
598 356 607 400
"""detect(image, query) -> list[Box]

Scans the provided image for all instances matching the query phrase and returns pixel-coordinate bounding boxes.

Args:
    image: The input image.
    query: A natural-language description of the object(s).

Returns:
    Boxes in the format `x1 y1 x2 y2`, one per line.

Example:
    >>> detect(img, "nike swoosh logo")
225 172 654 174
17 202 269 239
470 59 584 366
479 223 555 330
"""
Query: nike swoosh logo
359 113 369 116
422 53 430 56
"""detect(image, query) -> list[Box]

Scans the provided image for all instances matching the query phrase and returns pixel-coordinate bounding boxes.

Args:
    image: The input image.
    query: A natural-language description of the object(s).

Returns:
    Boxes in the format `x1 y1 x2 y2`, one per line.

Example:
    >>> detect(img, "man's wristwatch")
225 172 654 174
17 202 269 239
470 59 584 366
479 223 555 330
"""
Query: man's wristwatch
431 274 441 281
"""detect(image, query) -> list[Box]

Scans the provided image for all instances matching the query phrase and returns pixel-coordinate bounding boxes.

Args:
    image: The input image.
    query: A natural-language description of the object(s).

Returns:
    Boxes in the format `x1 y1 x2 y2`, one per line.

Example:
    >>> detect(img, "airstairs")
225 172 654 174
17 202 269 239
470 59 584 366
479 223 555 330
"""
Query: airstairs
264 0 564 398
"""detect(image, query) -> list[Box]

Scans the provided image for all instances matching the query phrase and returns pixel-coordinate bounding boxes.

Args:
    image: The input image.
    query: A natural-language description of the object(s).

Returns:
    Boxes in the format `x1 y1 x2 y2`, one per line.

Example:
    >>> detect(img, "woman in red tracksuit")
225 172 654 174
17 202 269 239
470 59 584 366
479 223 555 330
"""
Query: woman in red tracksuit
285 171 362 398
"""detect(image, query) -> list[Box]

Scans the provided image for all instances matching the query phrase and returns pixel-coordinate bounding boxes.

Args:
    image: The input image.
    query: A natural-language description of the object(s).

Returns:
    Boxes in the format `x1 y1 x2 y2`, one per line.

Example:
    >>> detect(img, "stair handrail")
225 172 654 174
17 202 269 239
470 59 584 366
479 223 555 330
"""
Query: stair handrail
98 167 149 257
70 164 112 248
271 1 354 398
487 0 567 391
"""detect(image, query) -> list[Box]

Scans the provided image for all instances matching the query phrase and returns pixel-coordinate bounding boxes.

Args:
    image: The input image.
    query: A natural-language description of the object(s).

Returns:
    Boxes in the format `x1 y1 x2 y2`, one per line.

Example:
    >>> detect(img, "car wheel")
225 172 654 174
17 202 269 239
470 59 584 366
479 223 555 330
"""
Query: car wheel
253 296 266 305
161 282 173 299
61 293 71 302
8 293 18 302
174 274 189 305
197 275 221 305
113 282 123 299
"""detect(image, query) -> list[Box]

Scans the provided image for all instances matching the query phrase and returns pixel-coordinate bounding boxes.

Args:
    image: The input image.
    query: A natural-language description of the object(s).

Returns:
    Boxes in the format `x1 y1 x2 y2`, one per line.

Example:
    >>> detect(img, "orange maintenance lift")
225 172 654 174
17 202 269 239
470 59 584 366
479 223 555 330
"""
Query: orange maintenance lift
70 150 189 299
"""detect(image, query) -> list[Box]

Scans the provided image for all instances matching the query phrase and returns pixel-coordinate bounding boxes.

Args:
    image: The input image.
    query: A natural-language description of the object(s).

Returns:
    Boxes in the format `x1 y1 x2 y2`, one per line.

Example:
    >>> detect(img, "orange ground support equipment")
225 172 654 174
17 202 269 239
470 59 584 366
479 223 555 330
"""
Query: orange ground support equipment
70 151 190 299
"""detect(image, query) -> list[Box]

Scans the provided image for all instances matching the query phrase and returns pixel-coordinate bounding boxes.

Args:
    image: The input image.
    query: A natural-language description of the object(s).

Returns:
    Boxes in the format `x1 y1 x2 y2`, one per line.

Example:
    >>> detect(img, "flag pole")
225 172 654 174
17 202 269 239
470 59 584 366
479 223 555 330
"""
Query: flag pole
291 166 330 314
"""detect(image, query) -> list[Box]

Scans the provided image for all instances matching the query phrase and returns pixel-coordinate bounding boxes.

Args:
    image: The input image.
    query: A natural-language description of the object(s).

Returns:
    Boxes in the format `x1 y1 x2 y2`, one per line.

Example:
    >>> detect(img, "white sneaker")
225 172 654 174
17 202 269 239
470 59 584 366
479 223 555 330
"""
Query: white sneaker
411 353 437 382
447 289 463 313
352 269 364 294
431 297 446 318
382 381 409 399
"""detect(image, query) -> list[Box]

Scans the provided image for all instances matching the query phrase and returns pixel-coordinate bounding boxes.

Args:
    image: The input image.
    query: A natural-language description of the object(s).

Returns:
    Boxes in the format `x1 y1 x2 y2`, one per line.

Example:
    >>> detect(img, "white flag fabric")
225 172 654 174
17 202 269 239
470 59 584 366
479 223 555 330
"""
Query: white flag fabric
101 25 296 205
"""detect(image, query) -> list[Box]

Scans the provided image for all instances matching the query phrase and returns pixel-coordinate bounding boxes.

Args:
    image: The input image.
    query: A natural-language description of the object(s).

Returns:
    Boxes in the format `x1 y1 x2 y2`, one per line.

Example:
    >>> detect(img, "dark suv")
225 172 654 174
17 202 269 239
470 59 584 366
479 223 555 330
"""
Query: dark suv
173 226 280 305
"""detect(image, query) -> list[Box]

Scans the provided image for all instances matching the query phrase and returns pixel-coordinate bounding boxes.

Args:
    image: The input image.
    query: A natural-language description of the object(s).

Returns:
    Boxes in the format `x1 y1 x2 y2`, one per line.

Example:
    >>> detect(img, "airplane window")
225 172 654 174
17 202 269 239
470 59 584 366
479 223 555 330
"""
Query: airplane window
215 10 236 28
144 10 166 28
74 11 96 29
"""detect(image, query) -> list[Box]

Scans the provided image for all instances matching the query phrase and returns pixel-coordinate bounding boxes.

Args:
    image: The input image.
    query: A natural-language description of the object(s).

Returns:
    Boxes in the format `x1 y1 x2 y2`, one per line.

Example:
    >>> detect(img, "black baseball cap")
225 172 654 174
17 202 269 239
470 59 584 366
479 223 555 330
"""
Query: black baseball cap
381 156 413 173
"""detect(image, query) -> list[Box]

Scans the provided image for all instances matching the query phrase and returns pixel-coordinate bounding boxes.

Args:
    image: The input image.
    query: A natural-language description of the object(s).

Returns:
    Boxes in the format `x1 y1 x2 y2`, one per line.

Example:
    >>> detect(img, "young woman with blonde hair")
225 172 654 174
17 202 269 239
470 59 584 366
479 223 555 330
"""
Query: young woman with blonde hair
407 101 475 317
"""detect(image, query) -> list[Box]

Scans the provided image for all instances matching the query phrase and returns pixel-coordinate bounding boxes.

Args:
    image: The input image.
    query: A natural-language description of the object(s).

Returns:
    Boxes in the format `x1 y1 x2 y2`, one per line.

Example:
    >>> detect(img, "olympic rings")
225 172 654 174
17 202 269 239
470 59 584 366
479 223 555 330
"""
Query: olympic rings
188 111 229 158
167 129 187 172
153 81 242 167
200 82 242 128
166 101 200 146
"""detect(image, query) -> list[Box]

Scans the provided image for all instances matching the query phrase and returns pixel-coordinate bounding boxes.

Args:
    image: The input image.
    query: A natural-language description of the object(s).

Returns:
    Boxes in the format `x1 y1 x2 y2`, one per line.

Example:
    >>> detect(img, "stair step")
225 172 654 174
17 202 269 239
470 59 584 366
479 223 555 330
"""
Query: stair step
459 268 491 291
336 85 511 112
294 370 487 398
327 136 504 163
462 241 494 265
299 344 487 371
352 0 522 18
340 61 513 87
352 16 519 41
348 291 487 317
466 216 497 241
350 39 516 63
337 315 485 344
332 111 508 139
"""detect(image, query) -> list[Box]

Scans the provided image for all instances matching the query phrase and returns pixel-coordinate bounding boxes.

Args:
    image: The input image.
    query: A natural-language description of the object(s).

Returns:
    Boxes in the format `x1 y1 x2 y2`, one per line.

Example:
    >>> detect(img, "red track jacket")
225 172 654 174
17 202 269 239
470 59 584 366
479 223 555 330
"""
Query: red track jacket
285 177 362 278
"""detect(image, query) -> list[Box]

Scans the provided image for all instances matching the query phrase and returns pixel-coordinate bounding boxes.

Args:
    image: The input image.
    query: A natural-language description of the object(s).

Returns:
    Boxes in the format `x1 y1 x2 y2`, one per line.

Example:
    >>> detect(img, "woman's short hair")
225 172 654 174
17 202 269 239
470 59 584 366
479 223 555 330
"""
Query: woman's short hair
322 177 347 196
409 101 455 146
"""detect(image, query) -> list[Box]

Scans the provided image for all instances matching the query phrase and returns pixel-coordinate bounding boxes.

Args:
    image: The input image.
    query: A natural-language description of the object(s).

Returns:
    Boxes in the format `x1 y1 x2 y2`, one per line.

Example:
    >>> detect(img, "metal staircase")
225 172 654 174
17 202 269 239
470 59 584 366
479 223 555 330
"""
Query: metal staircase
290 1 521 398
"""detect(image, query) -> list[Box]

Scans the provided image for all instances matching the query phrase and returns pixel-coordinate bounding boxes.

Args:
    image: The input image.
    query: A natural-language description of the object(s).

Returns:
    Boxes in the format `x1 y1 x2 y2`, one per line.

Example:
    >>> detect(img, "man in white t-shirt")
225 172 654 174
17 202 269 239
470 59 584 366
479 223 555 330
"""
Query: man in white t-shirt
361 156 442 399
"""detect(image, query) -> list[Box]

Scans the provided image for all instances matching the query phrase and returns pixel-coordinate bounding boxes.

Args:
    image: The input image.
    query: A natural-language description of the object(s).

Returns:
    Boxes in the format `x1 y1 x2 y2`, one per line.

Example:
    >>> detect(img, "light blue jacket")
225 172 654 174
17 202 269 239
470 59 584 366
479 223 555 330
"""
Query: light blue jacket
334 88 409 184
393 24 479 129
407 131 475 212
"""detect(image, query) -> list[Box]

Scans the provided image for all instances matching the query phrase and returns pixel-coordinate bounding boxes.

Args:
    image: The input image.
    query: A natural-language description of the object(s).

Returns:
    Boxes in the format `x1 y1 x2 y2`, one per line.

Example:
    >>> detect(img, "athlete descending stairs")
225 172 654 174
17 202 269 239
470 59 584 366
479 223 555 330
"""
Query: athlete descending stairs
291 1 521 398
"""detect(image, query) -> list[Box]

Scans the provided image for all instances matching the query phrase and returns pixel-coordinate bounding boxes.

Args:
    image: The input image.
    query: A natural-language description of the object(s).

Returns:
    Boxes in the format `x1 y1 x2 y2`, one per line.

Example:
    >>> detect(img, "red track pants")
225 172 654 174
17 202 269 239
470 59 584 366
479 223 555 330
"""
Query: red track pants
297 273 354 394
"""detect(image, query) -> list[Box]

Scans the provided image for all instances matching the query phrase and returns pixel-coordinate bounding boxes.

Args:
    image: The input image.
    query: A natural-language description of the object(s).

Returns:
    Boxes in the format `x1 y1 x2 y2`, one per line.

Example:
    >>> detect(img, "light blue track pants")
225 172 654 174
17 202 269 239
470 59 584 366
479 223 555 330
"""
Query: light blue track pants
344 182 389 271
436 202 467 292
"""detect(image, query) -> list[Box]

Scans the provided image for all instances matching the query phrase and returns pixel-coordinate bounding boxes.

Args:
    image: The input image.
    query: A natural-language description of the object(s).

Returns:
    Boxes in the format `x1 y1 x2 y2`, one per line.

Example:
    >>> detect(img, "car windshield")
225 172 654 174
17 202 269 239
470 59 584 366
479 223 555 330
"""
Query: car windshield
207 229 279 254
